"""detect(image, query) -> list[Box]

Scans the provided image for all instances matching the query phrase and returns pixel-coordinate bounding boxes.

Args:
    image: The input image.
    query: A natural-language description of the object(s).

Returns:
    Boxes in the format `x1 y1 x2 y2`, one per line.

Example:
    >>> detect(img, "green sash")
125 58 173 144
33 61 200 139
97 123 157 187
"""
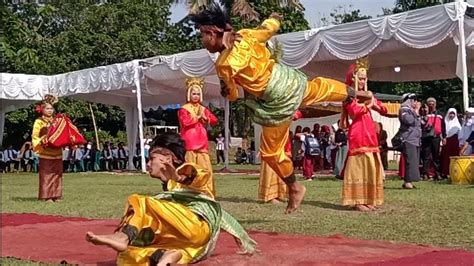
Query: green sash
154 189 257 263
245 63 307 127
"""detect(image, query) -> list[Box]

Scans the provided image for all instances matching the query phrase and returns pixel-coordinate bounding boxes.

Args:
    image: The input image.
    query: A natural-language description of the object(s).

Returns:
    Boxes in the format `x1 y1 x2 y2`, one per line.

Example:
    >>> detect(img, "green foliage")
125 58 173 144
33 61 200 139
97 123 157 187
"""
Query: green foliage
224 0 309 33
1 1 199 147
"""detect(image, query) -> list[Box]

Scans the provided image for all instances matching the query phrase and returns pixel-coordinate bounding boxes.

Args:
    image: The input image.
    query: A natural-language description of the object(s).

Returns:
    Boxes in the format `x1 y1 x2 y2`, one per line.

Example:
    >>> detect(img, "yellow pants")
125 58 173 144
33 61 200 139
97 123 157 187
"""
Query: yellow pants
258 161 287 202
261 77 348 178
116 194 211 265
185 151 216 197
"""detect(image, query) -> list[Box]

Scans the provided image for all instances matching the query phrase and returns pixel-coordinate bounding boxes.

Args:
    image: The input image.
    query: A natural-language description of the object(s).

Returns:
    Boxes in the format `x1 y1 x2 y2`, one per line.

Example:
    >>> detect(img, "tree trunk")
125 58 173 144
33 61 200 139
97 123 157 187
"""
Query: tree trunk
88 103 100 148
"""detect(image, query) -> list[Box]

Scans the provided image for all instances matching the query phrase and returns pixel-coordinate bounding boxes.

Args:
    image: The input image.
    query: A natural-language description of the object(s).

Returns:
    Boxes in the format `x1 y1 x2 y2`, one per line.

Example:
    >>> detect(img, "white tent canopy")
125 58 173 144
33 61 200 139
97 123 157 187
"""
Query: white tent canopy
1 2 473 168
1 74 50 146
143 2 474 99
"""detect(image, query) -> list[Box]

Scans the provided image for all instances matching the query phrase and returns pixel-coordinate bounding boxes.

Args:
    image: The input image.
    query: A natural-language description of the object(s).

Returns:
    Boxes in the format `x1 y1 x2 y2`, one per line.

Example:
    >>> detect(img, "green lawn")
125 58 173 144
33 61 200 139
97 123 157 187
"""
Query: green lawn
1 167 473 265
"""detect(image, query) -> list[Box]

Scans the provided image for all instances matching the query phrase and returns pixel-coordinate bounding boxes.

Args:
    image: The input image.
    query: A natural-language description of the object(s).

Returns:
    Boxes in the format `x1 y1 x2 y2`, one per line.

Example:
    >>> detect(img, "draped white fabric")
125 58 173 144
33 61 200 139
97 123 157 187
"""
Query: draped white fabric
1 73 48 100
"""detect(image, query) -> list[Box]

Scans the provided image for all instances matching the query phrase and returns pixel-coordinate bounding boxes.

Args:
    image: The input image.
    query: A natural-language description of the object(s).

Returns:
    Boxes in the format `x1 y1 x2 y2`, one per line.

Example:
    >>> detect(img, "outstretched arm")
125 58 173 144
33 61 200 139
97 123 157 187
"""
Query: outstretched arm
249 15 281 43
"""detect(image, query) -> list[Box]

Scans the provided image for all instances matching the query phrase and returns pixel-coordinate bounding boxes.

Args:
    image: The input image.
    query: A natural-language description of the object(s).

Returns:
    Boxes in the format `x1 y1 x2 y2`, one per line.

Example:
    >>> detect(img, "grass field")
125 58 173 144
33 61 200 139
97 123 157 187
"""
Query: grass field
1 165 473 264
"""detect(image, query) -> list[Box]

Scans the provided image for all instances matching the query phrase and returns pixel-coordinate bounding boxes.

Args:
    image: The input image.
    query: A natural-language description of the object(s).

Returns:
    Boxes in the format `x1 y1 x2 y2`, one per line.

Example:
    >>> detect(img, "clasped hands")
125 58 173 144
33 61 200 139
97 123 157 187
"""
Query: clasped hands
197 106 209 124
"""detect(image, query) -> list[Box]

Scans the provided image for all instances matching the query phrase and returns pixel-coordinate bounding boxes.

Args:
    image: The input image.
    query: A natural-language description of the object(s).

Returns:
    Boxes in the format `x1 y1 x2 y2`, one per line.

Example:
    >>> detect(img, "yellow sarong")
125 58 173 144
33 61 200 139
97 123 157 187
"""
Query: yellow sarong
185 151 215 197
258 161 287 202
342 153 384 206
117 194 211 265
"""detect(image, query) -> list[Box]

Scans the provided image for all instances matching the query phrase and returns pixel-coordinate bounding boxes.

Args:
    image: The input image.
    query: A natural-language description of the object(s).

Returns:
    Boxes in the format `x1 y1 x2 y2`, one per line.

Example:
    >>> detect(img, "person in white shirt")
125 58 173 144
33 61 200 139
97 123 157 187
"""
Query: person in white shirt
69 145 84 172
3 145 19 172
110 143 119 170
20 142 34 172
117 142 128 170
215 133 225 164
102 143 113 171
63 146 70 172
144 140 151 163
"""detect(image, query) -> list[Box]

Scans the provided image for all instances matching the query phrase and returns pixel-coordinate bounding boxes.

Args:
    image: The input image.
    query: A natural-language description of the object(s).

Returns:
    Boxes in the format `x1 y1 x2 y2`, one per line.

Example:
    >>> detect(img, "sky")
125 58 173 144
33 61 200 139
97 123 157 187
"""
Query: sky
170 0 474 27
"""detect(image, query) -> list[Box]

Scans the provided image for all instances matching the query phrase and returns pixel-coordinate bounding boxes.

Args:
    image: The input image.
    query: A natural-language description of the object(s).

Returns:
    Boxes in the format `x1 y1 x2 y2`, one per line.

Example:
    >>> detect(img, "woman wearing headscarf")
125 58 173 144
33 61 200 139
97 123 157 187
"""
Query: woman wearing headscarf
440 108 461 178
398 93 422 189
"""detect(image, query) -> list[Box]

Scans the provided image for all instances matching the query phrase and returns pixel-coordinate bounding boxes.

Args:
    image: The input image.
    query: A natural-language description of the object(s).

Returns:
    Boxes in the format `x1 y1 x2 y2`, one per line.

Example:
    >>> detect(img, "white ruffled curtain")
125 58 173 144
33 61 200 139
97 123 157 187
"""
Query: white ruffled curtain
48 61 136 97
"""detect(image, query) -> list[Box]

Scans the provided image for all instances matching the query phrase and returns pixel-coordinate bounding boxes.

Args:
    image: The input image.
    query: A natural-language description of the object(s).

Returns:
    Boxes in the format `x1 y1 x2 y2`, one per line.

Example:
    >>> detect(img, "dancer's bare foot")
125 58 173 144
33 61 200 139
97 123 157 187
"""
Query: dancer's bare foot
285 182 306 214
157 250 182 266
86 231 128 252
277 197 287 203
365 204 376 211
354 204 370 212
268 199 283 204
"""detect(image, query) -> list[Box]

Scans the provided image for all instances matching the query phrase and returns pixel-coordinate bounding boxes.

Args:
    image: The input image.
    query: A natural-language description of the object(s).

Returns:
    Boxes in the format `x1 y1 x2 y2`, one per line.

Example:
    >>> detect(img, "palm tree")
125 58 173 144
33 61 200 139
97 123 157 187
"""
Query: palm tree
176 0 304 22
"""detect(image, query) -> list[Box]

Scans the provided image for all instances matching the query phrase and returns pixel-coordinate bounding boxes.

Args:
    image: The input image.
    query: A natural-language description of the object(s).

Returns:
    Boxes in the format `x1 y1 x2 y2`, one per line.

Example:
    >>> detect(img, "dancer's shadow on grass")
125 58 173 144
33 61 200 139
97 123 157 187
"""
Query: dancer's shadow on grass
11 196 38 202
216 196 260 204
304 200 352 211
235 176 259 181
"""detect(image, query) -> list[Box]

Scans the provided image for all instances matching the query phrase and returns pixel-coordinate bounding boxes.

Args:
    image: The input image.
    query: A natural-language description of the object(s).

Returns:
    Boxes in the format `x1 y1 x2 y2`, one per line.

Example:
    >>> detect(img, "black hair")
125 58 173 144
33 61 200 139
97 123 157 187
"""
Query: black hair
188 1 230 30
303 127 311 133
149 132 186 163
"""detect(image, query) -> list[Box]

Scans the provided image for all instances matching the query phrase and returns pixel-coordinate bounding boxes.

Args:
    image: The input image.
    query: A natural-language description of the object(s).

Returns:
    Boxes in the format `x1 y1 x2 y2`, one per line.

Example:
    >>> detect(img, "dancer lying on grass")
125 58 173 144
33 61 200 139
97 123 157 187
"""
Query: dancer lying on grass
86 132 256 265
189 3 373 214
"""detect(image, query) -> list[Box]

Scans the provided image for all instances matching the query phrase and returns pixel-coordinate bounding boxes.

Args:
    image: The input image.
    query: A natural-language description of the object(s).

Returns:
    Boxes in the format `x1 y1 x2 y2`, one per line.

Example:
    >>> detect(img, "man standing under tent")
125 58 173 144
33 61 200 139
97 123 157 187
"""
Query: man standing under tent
178 78 218 197
189 3 373 213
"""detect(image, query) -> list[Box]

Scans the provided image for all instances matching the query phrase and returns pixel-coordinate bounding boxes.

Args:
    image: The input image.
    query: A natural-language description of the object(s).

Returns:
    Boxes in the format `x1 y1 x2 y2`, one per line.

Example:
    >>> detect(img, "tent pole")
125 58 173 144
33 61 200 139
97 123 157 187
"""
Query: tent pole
224 98 230 170
0 109 5 147
134 61 147 173
458 0 470 111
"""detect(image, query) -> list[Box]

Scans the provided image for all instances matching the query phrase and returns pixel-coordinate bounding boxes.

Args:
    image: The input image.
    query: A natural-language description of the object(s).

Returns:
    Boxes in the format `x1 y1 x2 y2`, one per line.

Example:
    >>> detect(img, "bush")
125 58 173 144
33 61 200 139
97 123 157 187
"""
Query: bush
77 130 130 148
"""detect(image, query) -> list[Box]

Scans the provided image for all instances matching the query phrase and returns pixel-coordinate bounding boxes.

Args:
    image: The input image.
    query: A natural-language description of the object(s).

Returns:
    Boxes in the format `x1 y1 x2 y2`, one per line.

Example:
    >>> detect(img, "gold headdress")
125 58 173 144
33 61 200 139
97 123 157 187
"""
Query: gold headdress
42 94 59 105
186 77 204 102
340 57 370 129
354 57 369 91
355 57 369 73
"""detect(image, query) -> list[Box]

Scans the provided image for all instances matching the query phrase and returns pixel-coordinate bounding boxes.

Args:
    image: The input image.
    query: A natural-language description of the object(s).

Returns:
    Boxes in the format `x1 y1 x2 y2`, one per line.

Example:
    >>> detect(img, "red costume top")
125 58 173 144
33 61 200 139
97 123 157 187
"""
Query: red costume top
345 98 387 156
178 103 218 152
343 61 388 156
